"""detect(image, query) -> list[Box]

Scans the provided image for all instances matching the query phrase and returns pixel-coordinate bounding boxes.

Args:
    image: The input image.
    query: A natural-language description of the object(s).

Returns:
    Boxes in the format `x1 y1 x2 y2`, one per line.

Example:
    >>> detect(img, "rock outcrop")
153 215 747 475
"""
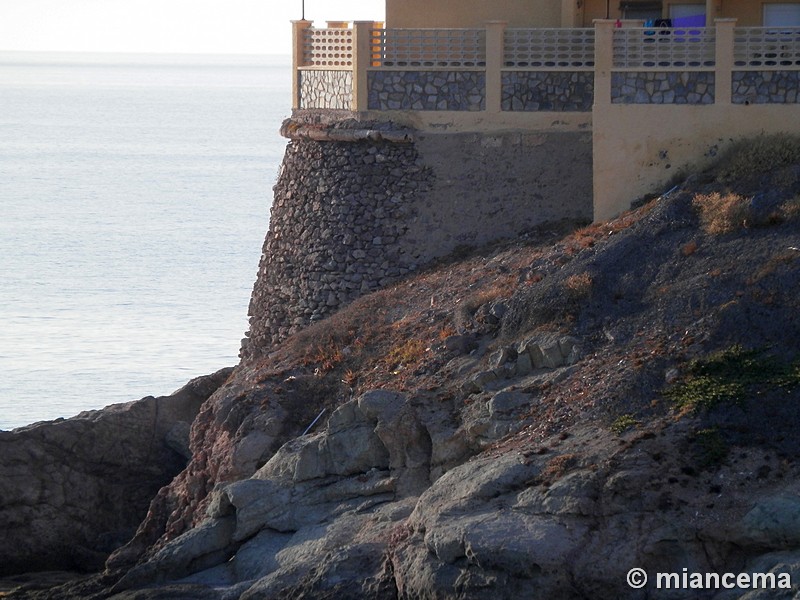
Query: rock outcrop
0 367 232 576
5 143 800 600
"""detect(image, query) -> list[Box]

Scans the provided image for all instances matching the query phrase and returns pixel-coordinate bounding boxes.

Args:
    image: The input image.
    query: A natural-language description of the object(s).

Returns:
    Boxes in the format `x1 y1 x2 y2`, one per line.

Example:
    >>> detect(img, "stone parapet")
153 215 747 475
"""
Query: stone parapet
611 72 715 104
367 71 486 111
732 71 800 105
502 71 594 111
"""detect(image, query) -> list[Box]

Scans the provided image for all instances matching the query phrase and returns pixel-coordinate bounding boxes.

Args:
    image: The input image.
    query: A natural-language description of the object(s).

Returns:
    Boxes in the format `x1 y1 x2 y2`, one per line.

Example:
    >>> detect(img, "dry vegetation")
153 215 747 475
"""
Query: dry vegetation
693 191 752 234
715 134 800 183
246 135 800 463
563 272 593 301
257 223 573 397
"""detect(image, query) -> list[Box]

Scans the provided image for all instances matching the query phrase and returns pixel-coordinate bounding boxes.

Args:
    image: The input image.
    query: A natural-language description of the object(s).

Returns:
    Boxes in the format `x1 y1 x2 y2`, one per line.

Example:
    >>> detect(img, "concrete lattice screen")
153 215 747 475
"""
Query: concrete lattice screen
295 20 800 111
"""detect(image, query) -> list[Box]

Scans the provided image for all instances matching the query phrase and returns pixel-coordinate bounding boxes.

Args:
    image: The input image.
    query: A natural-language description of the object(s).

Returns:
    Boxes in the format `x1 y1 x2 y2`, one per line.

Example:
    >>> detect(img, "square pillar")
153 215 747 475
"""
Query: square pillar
352 21 374 112
593 20 615 108
292 20 312 110
485 21 507 114
714 18 737 106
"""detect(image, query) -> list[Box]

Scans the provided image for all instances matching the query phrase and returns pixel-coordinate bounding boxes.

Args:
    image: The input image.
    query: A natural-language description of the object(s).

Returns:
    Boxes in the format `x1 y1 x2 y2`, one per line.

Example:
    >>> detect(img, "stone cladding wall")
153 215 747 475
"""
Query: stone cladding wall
367 71 485 111
299 70 353 110
242 122 592 359
611 72 715 104
732 71 800 104
501 72 594 111
244 137 431 355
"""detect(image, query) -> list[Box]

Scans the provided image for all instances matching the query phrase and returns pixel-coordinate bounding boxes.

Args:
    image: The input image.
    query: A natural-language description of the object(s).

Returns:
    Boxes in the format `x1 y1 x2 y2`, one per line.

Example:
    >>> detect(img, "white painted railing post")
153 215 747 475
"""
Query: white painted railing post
486 21 507 114
292 20 312 110
715 18 737 106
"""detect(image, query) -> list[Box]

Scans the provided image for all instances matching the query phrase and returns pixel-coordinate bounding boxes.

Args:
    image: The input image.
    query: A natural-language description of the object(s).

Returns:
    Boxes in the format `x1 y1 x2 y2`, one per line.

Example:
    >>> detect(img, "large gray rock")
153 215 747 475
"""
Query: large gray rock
0 367 232 575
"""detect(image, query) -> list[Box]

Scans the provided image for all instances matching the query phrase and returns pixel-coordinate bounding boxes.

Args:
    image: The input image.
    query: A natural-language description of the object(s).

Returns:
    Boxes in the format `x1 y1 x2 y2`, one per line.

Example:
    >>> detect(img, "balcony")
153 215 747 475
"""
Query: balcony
292 19 800 117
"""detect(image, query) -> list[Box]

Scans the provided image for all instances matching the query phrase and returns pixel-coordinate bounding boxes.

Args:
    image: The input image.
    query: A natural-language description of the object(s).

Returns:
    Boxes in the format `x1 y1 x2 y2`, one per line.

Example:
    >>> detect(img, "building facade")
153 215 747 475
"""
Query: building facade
291 0 800 220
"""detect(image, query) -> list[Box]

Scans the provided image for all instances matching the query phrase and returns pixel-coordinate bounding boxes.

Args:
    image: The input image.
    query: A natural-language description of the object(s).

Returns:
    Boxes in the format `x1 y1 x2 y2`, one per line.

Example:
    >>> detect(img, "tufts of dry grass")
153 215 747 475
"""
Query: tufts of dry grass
455 275 518 328
693 192 751 235
694 190 800 234
681 240 699 256
540 453 579 484
564 272 593 301
781 195 800 222
384 338 427 369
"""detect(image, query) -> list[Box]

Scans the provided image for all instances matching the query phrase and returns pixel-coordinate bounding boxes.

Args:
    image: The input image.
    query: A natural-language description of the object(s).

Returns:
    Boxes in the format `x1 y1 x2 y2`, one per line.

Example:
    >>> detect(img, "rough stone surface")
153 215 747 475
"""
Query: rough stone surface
242 135 432 354
242 123 593 357
612 71 715 104
7 166 800 600
732 71 800 105
87 418 800 600
0 368 232 576
502 71 594 111
368 71 485 111
299 70 353 110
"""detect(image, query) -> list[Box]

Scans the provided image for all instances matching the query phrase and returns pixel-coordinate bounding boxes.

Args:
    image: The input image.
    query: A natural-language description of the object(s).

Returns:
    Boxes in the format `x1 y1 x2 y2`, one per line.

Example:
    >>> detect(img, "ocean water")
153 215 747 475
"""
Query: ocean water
0 52 291 430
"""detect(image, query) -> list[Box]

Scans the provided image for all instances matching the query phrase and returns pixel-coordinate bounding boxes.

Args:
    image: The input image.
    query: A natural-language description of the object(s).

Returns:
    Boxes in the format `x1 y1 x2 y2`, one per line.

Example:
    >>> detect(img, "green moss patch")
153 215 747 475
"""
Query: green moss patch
666 346 800 413
610 414 639 434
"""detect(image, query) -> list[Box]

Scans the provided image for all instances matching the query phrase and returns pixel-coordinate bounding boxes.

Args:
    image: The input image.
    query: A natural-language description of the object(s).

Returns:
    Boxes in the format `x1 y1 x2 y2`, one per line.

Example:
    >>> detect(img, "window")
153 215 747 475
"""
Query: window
764 4 800 27
620 2 663 20
669 4 706 26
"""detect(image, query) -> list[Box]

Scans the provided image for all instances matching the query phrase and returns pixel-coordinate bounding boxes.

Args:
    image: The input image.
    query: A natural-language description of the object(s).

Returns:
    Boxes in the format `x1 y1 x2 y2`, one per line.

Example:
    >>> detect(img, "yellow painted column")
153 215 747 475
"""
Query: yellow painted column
592 19 617 223
705 0 718 23
593 19 615 108
352 21 373 113
292 20 312 110
485 21 507 114
714 18 737 106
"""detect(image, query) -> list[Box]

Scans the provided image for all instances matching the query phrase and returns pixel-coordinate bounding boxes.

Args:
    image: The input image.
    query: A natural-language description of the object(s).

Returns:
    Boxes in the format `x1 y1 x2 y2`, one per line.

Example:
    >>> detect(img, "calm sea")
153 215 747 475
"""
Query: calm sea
0 52 291 430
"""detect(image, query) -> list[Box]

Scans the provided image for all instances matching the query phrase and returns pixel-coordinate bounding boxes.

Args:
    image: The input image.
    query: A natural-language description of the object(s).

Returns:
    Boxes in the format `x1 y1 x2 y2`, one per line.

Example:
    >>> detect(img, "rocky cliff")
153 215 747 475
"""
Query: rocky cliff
3 137 800 599
0 368 231 578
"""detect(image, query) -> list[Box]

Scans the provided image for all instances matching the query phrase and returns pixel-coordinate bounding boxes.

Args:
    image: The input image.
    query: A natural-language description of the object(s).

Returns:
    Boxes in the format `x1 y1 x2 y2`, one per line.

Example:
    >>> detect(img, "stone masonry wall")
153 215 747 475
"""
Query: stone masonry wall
367 71 485 111
242 123 592 359
299 70 353 110
611 72 715 104
502 71 594 111
244 137 429 353
732 71 800 104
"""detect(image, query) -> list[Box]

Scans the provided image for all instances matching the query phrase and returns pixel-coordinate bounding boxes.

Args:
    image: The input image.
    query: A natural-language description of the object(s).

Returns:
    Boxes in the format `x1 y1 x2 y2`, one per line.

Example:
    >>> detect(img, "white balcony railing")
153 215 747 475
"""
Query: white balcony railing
371 28 486 67
294 20 800 112
613 27 716 68
302 28 354 67
734 27 800 68
504 28 595 69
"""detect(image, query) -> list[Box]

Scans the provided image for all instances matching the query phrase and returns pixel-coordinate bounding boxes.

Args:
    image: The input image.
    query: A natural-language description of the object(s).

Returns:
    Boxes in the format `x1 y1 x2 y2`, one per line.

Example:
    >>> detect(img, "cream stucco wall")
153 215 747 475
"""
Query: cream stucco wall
385 0 561 28
385 0 800 28
581 0 800 26
718 0 800 25
593 104 800 221
582 0 622 23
